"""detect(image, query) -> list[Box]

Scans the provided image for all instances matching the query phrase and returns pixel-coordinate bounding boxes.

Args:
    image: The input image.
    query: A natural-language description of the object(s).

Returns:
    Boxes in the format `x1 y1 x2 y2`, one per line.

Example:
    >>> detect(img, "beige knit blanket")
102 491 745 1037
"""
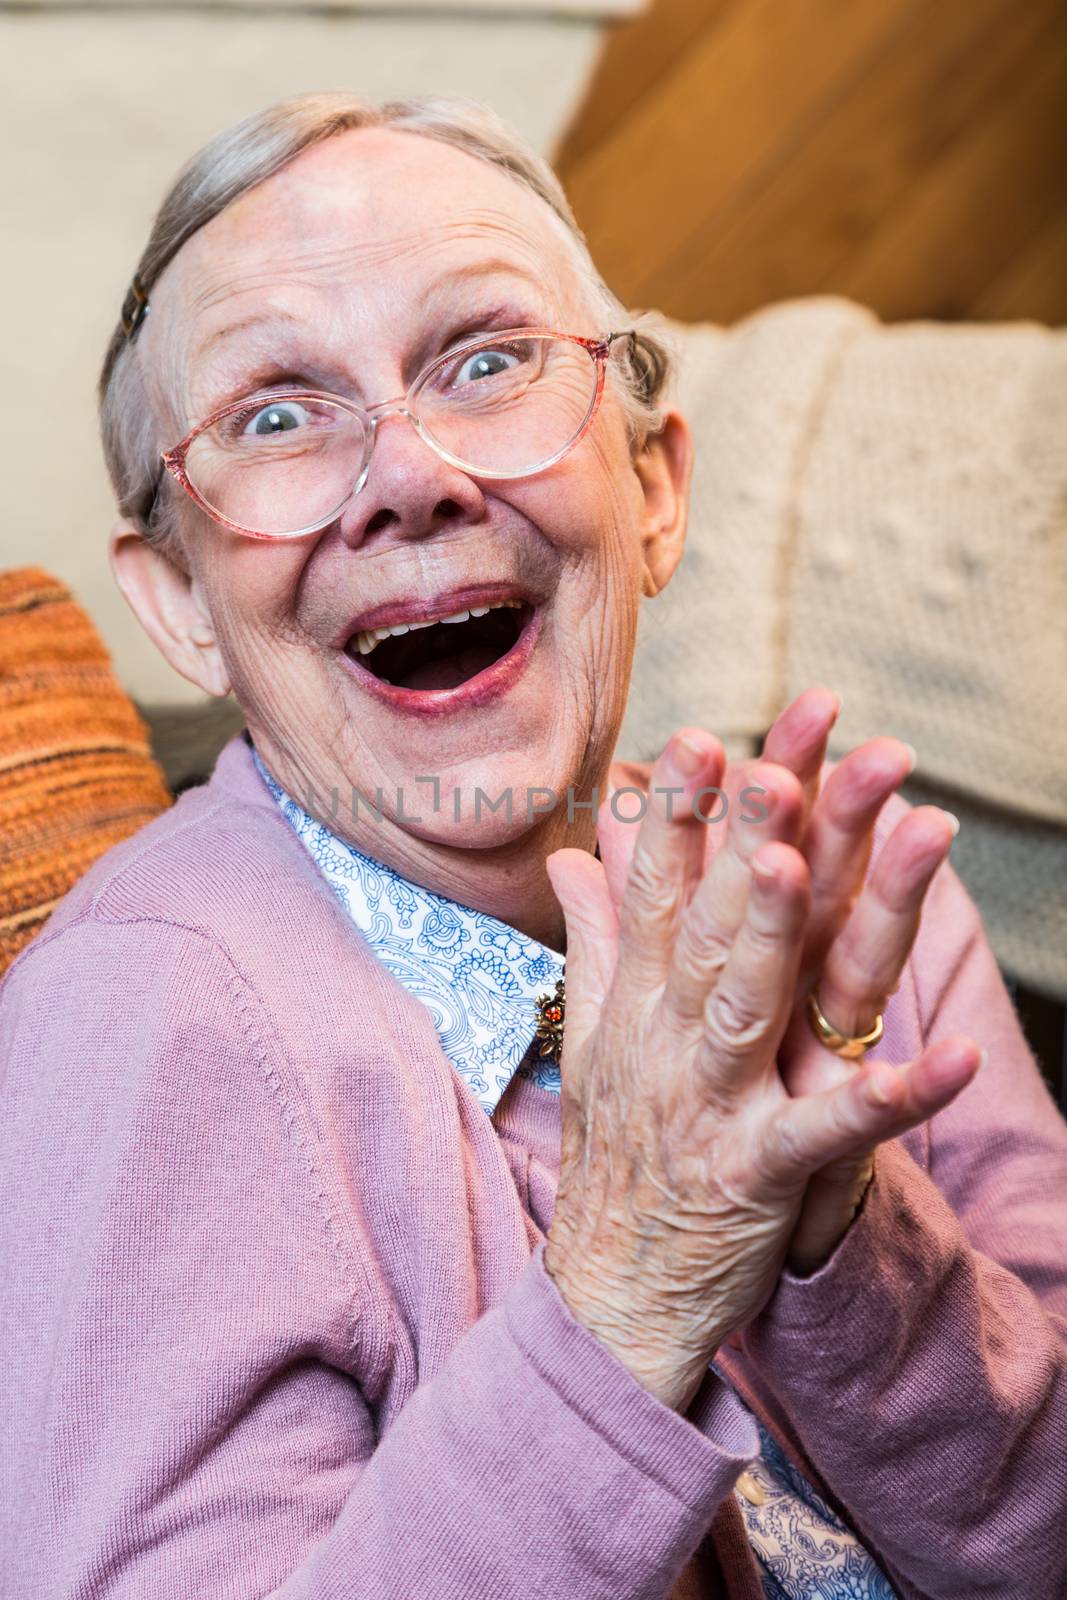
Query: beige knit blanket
619 296 1067 999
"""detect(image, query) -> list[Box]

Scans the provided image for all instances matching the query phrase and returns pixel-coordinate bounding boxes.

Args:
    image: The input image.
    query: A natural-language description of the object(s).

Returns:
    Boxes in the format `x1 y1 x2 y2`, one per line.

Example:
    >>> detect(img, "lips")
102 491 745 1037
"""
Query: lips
335 587 543 715
334 582 540 645
357 601 527 685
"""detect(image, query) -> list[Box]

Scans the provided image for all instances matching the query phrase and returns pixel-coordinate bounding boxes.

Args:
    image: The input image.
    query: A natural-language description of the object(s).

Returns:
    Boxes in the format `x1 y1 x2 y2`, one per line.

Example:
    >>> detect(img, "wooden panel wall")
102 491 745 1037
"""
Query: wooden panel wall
552 0 1067 325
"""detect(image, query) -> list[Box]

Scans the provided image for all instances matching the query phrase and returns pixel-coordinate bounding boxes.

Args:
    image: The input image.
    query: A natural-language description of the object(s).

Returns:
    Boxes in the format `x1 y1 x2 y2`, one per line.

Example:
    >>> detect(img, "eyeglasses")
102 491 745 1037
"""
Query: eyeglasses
158 327 635 541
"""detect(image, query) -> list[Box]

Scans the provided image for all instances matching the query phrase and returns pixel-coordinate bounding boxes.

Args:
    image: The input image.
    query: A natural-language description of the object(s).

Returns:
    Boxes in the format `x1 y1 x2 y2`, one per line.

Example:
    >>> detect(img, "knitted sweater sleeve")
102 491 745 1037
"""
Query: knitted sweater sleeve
0 914 757 1600
738 854 1067 1600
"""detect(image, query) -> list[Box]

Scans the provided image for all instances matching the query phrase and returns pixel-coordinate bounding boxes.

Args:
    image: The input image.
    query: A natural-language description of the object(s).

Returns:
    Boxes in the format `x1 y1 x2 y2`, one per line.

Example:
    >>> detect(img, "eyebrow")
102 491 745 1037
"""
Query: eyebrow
192 257 553 366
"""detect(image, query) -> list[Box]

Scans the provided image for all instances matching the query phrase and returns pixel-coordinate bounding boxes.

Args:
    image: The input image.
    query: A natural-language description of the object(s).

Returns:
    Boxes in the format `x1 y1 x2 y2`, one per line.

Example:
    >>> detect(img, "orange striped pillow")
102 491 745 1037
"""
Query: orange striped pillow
0 567 172 975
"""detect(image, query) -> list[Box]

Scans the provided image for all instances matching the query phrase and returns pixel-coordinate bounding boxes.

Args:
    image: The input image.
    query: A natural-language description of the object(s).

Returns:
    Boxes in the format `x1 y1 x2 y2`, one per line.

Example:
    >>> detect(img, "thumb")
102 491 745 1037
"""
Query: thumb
544 847 619 1048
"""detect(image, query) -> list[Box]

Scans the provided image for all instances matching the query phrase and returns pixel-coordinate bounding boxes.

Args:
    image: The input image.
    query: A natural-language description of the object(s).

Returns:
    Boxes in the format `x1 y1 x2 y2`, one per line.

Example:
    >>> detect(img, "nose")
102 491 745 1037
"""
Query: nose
336 401 485 549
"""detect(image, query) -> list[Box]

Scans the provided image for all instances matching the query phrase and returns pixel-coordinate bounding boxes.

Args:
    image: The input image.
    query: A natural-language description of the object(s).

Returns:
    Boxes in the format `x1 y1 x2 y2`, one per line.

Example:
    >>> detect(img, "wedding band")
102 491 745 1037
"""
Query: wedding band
805 989 884 1060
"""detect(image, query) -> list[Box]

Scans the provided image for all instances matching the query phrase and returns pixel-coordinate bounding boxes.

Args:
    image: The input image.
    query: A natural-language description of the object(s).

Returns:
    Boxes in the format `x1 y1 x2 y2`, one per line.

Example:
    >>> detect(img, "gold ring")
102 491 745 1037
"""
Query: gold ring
805 989 884 1060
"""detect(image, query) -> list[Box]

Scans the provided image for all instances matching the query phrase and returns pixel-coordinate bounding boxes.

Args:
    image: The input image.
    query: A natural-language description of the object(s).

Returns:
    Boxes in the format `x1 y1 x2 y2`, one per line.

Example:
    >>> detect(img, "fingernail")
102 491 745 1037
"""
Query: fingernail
942 810 961 838
975 1047 988 1072
671 733 706 778
900 742 918 775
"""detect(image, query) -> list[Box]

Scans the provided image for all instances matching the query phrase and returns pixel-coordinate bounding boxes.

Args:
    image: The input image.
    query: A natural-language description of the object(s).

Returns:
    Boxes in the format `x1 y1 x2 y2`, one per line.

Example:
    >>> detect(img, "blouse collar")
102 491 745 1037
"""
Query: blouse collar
250 744 562 1116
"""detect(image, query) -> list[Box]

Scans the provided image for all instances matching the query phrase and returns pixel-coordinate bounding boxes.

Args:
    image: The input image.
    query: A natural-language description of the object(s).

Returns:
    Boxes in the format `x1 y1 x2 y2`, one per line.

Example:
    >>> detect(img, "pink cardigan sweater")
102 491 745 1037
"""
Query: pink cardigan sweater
2 730 1065 1600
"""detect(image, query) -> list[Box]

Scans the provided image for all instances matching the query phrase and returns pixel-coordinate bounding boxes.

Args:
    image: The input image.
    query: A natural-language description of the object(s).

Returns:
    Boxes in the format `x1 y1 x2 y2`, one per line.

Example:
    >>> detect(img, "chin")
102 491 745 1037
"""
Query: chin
370 747 588 854
297 576 617 852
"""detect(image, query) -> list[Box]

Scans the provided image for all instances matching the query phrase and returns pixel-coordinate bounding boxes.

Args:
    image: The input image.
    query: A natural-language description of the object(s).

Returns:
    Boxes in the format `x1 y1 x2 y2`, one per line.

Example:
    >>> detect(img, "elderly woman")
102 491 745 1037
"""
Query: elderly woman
1 90 1065 1600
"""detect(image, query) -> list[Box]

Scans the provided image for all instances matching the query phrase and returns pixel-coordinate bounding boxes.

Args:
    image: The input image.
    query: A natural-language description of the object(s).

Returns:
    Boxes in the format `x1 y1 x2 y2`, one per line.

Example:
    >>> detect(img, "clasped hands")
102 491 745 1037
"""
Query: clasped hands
542 687 984 1415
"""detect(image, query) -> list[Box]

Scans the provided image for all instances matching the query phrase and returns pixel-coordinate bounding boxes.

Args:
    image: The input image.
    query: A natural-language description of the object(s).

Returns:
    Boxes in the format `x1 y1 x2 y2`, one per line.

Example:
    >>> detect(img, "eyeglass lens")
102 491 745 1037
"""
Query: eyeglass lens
182 333 600 537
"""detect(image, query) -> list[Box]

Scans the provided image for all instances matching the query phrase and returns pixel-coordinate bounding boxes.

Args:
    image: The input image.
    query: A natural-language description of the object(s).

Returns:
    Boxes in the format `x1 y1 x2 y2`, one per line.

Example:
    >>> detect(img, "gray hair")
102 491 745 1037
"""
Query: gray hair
98 89 680 570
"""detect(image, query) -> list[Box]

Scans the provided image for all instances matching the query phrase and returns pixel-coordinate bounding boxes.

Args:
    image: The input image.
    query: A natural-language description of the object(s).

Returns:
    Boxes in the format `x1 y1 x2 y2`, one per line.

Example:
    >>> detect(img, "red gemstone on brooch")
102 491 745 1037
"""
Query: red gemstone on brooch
533 977 566 1063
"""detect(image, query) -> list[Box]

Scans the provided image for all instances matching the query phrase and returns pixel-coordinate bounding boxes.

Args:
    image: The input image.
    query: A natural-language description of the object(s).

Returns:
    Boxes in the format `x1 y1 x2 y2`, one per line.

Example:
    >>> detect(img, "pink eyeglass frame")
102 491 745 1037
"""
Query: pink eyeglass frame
158 326 636 541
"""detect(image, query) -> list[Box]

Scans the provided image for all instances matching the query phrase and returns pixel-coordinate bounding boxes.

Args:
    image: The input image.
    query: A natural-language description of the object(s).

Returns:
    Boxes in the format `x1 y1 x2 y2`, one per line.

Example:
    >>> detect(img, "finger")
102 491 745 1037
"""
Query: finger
795 736 917 989
813 805 959 1039
767 1034 984 1183
596 783 640 909
665 762 806 1025
692 839 811 1091
610 729 727 996
544 847 618 1051
759 684 841 835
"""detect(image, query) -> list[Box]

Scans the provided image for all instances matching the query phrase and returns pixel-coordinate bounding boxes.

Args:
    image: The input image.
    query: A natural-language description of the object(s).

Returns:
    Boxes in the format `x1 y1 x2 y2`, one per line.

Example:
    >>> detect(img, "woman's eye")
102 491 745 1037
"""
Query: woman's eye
241 400 312 437
452 348 519 386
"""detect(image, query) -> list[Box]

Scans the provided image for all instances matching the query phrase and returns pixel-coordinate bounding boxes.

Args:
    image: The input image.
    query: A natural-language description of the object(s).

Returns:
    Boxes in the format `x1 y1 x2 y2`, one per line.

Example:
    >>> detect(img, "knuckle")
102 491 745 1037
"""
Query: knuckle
624 848 671 907
699 938 732 982
681 912 733 972
809 877 859 930
869 870 921 919
619 854 676 936
703 983 771 1057
741 919 789 963
820 772 871 831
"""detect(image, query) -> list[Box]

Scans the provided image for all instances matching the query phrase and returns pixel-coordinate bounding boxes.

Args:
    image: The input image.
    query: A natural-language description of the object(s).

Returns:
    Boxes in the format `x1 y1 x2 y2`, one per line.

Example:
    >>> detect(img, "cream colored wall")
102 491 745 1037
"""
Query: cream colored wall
0 8 603 705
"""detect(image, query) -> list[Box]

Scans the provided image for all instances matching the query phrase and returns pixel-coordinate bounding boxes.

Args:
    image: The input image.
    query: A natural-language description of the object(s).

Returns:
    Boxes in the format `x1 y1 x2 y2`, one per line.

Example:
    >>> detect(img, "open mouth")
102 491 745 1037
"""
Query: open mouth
344 599 533 692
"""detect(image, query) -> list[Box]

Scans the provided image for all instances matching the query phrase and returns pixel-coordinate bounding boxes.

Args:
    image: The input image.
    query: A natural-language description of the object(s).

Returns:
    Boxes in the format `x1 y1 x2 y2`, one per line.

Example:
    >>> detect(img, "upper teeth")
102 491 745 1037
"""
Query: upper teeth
349 597 524 657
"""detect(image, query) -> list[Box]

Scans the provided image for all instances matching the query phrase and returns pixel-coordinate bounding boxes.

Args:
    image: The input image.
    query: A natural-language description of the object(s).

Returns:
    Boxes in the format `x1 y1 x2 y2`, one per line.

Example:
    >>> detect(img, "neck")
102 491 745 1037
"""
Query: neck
388 818 587 952
256 737 610 952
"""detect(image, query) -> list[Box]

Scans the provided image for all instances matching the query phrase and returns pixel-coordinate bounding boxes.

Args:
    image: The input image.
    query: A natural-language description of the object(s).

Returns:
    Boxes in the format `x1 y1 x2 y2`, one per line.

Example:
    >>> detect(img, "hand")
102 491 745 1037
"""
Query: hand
543 730 982 1416
737 688 968 1272
599 687 970 1274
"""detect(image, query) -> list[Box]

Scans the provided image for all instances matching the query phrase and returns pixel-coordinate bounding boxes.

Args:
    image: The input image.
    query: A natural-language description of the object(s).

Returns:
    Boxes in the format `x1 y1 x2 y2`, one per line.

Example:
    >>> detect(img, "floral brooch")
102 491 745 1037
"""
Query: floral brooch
533 976 565 1064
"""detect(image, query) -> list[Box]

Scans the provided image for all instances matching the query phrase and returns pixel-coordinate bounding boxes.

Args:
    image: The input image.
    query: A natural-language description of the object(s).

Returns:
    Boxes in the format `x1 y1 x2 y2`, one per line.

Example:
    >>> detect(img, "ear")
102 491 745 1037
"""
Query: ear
632 406 693 599
108 519 232 698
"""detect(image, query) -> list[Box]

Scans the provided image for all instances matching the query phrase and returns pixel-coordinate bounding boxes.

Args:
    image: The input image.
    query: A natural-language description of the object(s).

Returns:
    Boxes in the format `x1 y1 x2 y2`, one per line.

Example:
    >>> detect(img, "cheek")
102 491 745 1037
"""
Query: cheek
193 530 312 656
544 449 645 706
576 434 648 602
519 425 645 575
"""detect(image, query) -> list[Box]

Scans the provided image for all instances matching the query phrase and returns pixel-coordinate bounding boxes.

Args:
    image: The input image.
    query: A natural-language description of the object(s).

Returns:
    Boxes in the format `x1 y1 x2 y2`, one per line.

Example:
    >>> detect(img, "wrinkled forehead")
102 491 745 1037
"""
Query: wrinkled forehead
144 128 591 420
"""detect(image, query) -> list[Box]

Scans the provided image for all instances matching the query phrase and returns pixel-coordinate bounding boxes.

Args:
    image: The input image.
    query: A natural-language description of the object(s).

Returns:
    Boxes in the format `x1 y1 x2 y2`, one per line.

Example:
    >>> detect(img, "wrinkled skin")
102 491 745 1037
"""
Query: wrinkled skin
546 713 982 1411
108 128 983 1411
109 126 691 952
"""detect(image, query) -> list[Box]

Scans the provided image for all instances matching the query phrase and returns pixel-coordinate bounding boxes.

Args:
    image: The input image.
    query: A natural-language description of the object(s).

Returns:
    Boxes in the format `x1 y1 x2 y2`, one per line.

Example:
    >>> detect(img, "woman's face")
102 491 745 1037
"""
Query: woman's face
115 127 692 857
